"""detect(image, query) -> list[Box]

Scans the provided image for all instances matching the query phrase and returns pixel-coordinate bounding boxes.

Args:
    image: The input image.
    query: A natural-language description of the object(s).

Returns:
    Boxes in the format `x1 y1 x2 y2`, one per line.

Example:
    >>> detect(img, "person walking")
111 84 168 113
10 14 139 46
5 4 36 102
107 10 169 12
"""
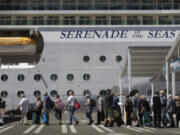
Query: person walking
167 95 175 127
153 92 161 128
84 94 94 125
43 91 52 125
160 90 168 127
133 93 140 127
174 96 180 127
66 90 79 125
55 94 64 125
125 94 133 128
95 95 104 125
16 94 29 125
33 96 43 124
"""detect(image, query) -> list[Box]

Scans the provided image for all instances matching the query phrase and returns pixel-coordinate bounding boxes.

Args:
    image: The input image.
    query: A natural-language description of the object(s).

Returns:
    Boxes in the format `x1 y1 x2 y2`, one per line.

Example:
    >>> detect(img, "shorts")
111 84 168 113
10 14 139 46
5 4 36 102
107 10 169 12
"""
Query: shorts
104 107 113 118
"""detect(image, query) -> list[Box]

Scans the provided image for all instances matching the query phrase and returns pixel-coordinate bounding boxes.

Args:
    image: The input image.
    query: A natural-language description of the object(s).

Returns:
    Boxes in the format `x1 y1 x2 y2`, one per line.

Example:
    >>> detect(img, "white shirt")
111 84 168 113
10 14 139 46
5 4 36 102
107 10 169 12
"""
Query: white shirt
67 95 76 106
19 97 29 113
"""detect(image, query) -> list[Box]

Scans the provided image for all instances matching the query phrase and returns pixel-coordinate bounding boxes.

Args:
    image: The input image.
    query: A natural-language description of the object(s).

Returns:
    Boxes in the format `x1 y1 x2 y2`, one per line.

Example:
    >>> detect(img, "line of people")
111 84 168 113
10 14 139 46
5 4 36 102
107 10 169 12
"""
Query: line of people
15 89 180 128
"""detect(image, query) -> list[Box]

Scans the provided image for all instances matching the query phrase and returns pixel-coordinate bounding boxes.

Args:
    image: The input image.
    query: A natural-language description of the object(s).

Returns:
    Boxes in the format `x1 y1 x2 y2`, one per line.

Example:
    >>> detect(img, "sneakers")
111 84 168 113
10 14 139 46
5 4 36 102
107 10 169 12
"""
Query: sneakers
75 121 79 125
127 125 131 128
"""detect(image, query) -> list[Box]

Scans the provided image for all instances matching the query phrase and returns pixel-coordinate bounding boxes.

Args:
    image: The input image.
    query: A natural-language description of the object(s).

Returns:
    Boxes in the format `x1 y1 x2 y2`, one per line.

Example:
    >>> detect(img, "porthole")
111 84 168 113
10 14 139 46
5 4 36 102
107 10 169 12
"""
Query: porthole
34 90 41 97
99 90 106 96
17 74 25 81
50 90 57 97
67 90 74 96
116 55 122 62
83 56 90 62
17 91 24 97
1 74 8 82
1 91 8 98
34 74 41 81
67 74 74 81
99 56 106 62
83 90 91 96
50 74 58 81
83 74 90 81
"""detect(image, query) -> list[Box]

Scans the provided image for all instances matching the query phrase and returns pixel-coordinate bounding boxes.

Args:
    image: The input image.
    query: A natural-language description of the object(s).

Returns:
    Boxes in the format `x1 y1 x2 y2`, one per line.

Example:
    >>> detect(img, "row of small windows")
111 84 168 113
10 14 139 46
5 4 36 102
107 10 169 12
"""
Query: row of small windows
83 55 122 62
0 73 91 82
0 89 107 98
0 16 180 25
0 0 179 10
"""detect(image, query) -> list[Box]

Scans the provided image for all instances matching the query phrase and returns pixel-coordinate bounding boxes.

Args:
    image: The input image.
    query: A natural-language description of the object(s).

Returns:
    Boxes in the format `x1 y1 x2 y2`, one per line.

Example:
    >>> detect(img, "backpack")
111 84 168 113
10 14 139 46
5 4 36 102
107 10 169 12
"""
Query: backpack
57 99 64 110
90 98 96 108
46 96 54 109
74 100 80 110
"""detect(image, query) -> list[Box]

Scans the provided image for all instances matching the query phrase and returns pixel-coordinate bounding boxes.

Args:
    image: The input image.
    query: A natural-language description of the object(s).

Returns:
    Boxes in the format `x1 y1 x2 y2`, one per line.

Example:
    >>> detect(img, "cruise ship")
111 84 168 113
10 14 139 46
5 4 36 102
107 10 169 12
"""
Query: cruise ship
0 0 180 108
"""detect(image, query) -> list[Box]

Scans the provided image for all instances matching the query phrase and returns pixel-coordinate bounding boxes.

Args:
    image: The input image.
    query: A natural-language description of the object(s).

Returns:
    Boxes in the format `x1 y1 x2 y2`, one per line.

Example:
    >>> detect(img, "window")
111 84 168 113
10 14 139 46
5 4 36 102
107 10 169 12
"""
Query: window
67 74 74 81
159 16 172 25
47 16 60 25
50 90 57 97
34 74 41 81
127 16 141 25
99 56 106 62
17 74 25 81
83 74 90 81
142 16 154 25
1 91 8 98
95 16 108 25
83 90 91 96
111 16 123 25
17 91 24 97
67 90 74 96
83 56 90 62
1 74 8 81
174 16 180 24
34 90 41 97
32 16 44 25
14 16 27 25
63 16 76 25
99 90 106 96
50 74 58 81
79 16 91 25
116 55 122 62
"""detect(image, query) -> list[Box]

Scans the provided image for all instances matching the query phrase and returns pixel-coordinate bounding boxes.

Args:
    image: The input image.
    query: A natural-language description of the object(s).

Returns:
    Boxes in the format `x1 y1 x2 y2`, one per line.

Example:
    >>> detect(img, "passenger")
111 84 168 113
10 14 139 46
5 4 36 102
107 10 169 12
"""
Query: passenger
174 96 180 127
133 93 140 127
84 94 94 125
55 94 64 125
153 92 161 128
112 94 124 127
104 89 122 127
66 90 79 125
33 96 43 124
95 95 105 125
139 95 151 126
43 91 52 125
125 94 133 128
16 94 29 125
167 95 175 127
160 90 168 127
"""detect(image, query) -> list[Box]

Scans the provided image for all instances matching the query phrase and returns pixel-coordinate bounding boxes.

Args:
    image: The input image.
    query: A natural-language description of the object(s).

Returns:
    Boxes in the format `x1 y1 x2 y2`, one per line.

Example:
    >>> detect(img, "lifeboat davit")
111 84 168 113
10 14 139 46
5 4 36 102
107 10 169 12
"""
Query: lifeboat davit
0 37 37 55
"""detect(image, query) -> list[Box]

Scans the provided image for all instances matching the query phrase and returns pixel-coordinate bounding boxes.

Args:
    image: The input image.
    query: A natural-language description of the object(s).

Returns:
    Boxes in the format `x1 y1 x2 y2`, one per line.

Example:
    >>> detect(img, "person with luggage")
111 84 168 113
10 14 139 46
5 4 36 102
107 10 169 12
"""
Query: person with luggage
43 91 52 125
66 90 79 125
174 96 180 127
112 94 124 127
84 94 94 125
125 94 133 128
95 95 105 125
167 95 175 127
16 94 29 125
33 96 43 124
153 92 161 128
55 94 64 125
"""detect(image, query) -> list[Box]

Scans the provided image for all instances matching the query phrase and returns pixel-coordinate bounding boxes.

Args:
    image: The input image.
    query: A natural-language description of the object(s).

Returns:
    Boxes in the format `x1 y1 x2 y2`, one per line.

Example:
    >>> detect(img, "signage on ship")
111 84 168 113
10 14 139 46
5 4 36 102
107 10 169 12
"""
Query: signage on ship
41 29 179 42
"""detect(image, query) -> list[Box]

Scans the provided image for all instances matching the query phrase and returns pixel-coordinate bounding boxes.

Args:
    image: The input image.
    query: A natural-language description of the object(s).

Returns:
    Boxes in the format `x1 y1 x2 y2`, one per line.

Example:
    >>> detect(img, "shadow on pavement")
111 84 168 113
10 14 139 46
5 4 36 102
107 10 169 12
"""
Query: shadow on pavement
3 116 21 124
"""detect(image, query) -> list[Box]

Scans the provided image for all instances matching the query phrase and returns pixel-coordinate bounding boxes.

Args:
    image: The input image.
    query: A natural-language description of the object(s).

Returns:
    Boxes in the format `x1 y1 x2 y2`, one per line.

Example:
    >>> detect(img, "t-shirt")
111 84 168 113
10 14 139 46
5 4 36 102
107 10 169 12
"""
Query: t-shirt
104 95 114 108
97 96 104 110
67 95 76 106
19 97 29 113
44 95 51 109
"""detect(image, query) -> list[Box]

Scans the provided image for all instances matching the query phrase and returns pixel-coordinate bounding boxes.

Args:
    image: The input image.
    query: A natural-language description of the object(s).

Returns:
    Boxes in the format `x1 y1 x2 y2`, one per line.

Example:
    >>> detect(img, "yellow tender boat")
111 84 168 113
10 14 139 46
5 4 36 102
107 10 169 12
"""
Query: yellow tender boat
0 37 37 55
